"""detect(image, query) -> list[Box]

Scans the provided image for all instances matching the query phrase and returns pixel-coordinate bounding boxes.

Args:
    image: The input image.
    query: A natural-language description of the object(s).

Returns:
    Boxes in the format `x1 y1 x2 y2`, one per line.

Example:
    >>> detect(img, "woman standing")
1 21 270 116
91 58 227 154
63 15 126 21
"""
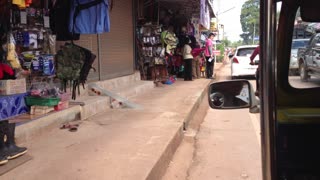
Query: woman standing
204 33 216 79
183 37 193 81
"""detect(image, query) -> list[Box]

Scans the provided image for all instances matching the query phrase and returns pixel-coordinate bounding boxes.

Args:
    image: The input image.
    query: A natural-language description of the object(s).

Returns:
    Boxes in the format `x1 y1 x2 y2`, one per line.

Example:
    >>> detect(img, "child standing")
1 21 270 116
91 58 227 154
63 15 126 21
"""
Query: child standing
200 56 206 78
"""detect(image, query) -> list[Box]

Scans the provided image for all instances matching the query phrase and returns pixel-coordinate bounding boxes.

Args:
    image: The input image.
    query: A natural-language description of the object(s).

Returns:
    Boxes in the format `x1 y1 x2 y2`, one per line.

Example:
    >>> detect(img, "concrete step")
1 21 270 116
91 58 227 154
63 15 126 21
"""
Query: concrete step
89 80 155 99
15 105 81 144
79 80 154 120
80 71 142 97
14 73 153 143
72 96 111 120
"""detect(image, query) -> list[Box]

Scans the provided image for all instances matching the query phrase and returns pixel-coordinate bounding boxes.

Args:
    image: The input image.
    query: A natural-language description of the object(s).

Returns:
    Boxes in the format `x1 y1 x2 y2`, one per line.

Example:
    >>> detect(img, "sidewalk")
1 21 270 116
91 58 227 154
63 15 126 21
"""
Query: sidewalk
1 63 224 180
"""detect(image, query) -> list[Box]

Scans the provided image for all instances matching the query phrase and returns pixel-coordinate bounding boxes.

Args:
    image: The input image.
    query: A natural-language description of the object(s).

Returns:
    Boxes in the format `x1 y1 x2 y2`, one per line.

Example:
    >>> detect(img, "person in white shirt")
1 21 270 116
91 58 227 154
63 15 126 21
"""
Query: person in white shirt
183 37 194 81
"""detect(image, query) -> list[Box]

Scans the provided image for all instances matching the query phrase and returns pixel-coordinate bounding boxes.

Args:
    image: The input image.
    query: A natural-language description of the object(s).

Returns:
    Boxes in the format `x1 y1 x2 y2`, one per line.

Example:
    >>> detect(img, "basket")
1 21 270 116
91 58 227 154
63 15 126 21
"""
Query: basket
25 96 60 106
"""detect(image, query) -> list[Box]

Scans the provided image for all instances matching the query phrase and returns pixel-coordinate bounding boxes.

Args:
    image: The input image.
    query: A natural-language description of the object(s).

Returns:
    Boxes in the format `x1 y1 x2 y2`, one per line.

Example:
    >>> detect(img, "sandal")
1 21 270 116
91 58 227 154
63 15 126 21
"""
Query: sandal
60 123 70 129
60 123 79 131
69 125 78 132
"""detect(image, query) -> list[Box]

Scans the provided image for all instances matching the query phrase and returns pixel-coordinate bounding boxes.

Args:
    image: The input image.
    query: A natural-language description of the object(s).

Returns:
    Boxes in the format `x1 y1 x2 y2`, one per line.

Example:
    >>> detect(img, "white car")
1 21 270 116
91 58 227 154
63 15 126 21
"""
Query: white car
230 45 259 79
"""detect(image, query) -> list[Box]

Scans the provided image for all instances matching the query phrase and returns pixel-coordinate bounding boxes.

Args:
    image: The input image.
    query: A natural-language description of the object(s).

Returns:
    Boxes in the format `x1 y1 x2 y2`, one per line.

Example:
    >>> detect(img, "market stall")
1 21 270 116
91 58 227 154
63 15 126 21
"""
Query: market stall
135 0 206 83
0 0 109 167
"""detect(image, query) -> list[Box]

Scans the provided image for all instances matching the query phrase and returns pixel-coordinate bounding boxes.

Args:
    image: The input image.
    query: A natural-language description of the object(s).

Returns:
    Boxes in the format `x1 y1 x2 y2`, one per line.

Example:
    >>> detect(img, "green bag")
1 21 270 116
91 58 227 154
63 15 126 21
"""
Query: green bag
56 43 85 99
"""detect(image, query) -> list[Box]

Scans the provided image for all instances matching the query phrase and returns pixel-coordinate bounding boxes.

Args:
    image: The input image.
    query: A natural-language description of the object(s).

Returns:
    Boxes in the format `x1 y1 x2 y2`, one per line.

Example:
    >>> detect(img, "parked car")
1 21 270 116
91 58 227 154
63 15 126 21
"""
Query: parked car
289 38 309 75
297 33 320 81
230 45 259 79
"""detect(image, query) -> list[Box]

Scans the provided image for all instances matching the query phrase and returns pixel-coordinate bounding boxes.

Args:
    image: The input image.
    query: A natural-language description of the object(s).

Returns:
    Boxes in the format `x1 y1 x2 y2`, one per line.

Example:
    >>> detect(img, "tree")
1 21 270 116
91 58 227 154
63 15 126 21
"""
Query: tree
231 40 243 48
221 39 232 47
240 0 260 44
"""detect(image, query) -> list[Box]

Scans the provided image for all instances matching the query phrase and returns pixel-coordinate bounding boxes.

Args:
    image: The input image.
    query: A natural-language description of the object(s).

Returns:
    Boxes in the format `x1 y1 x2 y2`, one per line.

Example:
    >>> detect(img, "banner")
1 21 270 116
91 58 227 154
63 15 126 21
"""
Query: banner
200 0 210 30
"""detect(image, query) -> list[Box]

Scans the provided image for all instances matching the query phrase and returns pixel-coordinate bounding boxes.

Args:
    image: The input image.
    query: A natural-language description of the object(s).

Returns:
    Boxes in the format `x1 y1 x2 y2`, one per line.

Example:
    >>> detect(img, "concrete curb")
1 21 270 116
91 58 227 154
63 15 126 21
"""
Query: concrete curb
146 63 225 180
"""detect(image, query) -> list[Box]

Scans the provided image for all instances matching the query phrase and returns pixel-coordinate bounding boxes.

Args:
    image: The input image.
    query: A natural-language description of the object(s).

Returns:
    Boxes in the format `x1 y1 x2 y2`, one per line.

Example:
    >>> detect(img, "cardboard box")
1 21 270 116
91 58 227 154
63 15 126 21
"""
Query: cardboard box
0 78 27 95
30 106 55 115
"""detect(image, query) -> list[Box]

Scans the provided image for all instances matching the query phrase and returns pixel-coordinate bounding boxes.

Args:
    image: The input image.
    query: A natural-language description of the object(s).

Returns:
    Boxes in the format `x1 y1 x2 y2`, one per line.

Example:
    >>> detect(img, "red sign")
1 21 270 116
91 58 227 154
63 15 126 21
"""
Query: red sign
213 50 221 56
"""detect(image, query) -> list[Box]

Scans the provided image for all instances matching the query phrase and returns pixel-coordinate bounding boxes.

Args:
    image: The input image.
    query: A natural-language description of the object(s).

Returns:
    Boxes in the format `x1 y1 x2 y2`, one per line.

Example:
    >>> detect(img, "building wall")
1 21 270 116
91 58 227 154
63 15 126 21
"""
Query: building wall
73 0 134 81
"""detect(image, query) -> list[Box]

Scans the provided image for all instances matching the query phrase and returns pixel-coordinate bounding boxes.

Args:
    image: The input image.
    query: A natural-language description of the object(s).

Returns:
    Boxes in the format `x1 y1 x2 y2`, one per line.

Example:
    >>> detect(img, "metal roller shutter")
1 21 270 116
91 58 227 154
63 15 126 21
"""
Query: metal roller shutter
99 0 134 80
57 0 134 81
74 35 100 81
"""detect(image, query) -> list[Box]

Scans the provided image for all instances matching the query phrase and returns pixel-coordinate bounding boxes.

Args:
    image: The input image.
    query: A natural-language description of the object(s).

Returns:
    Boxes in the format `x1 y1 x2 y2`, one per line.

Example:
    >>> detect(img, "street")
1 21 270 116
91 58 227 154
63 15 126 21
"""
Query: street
163 63 320 180
289 76 320 89
162 62 262 180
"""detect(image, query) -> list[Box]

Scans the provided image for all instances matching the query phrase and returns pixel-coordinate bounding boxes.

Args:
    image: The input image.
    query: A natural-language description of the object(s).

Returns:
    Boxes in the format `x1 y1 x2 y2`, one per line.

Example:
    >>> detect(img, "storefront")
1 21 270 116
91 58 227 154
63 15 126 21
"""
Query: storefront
0 0 135 166
75 0 135 81
134 0 215 82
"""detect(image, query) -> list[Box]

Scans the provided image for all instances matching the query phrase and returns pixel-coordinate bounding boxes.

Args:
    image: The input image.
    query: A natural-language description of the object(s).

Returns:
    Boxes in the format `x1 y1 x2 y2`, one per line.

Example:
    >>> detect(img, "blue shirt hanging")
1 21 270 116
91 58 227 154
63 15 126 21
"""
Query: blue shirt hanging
69 0 110 34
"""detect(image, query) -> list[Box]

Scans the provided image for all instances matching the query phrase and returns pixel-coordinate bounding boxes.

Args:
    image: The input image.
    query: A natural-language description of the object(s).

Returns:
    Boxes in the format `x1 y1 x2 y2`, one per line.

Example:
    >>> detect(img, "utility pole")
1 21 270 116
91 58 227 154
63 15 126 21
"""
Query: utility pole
253 22 256 44
215 6 235 41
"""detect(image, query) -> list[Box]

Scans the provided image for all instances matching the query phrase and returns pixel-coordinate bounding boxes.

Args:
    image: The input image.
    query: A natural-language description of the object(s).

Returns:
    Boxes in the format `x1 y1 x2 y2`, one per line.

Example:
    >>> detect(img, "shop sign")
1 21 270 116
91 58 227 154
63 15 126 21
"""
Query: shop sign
213 50 221 56
210 21 217 31
210 18 217 31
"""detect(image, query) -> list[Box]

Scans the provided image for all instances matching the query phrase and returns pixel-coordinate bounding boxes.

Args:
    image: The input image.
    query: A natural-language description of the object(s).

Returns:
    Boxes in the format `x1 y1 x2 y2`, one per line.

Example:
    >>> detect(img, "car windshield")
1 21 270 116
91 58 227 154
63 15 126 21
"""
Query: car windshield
291 40 308 49
236 48 256 57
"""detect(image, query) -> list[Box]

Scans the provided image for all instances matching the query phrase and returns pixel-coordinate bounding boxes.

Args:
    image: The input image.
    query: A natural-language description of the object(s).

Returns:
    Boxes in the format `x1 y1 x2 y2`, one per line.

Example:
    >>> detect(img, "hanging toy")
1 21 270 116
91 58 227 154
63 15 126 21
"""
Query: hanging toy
6 33 21 69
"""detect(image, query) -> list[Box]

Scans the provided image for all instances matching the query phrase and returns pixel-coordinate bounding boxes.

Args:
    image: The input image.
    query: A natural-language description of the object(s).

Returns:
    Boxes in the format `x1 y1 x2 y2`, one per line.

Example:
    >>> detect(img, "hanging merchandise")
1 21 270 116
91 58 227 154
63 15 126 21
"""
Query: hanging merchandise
49 0 80 41
161 30 178 55
6 34 21 69
55 43 96 100
69 0 110 34
0 63 15 80
200 0 210 30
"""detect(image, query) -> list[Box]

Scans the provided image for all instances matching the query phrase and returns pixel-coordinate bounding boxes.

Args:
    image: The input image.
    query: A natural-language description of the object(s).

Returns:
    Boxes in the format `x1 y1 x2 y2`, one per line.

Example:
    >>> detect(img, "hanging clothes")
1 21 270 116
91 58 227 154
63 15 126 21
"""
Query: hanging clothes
200 0 210 30
0 2 11 61
49 0 80 41
69 0 110 34
12 0 26 8
25 0 32 7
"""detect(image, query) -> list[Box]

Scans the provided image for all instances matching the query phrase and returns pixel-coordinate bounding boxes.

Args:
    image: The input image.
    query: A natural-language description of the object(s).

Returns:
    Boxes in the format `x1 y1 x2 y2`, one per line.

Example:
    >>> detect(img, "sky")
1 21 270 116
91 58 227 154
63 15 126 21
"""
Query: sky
213 0 247 42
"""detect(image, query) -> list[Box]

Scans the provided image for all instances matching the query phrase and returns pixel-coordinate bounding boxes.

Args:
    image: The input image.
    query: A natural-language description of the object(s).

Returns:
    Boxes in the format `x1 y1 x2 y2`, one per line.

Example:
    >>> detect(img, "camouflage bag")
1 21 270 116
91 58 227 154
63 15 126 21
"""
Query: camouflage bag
55 43 85 100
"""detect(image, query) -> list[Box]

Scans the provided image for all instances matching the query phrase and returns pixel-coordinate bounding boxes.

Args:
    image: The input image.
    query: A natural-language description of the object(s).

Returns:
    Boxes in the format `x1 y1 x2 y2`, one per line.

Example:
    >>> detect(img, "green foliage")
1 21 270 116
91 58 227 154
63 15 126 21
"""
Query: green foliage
231 40 244 48
221 39 232 47
240 0 260 44
216 44 225 62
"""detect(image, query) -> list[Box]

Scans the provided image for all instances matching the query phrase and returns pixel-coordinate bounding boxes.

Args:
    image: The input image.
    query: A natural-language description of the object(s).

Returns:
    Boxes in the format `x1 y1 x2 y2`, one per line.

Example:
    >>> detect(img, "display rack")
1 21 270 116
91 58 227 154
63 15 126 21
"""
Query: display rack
136 24 168 83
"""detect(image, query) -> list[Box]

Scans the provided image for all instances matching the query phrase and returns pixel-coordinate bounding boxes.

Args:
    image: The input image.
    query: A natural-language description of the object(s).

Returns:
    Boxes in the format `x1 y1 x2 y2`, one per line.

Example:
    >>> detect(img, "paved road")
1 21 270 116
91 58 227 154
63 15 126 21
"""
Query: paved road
163 63 262 180
162 66 320 180
289 75 320 88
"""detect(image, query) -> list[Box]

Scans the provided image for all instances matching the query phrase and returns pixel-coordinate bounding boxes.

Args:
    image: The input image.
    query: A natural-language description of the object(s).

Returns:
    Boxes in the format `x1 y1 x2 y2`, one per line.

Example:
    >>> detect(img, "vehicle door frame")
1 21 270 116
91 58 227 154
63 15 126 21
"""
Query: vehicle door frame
262 0 320 179
259 0 278 179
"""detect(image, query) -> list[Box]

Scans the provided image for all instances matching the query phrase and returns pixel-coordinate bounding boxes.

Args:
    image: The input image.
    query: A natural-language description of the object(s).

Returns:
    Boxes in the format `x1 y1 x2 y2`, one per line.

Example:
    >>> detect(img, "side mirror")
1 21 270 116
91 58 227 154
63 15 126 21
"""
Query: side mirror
208 80 259 112
228 54 234 58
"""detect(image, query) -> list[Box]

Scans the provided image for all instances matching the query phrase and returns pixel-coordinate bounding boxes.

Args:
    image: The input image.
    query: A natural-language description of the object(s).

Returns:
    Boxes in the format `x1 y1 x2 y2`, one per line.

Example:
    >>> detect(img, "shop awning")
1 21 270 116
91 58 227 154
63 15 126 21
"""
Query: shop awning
207 0 216 17
157 0 215 16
